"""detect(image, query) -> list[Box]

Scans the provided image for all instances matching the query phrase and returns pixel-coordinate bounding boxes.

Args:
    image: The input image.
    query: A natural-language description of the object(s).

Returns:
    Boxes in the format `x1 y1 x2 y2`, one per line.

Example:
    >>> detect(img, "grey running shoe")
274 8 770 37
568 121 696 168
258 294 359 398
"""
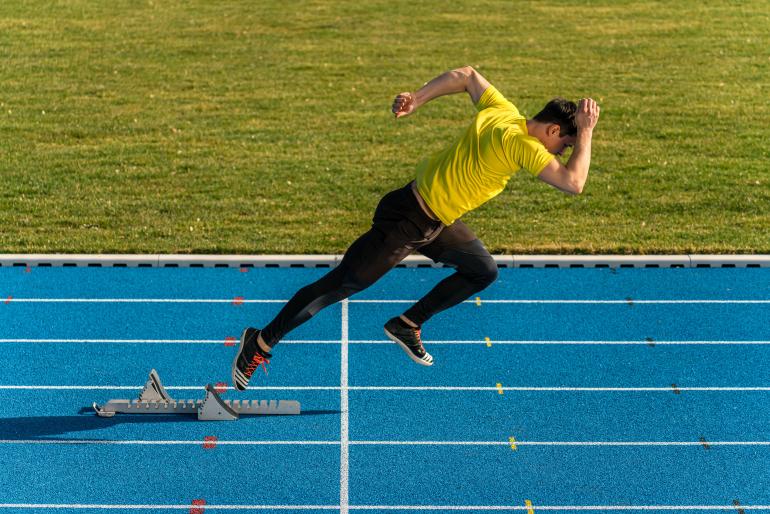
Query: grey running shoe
232 327 272 391
384 317 433 366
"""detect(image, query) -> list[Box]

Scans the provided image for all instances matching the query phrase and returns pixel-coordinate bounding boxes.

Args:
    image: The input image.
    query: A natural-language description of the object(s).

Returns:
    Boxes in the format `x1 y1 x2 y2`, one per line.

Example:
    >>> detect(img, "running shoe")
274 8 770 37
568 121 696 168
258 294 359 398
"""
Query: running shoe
384 317 433 366
232 327 272 391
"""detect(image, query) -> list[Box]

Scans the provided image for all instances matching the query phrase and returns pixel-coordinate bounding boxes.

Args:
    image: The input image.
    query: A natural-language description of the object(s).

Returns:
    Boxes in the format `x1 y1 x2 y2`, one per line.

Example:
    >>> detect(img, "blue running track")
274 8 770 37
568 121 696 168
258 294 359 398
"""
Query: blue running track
0 265 768 513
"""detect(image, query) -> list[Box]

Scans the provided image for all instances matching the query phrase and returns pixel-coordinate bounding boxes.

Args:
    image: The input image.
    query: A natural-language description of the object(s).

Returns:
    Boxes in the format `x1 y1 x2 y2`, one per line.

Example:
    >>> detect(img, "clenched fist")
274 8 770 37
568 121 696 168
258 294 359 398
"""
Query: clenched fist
392 92 417 119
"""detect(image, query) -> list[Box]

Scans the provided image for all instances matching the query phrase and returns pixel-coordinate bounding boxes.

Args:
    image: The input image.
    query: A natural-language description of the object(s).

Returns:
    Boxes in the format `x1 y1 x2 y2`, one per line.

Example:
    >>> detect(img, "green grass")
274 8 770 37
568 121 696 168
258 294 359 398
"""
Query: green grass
0 0 768 254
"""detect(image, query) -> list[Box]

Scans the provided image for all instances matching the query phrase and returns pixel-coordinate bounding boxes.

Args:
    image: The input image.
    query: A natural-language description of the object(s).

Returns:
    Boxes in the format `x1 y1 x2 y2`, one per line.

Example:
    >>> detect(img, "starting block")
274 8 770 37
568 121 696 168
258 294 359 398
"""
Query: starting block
93 369 301 421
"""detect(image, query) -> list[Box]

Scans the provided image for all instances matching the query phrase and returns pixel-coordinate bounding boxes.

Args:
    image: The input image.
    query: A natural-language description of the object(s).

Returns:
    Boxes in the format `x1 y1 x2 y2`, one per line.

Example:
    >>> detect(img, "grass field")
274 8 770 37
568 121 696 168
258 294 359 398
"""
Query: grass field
1 0 768 254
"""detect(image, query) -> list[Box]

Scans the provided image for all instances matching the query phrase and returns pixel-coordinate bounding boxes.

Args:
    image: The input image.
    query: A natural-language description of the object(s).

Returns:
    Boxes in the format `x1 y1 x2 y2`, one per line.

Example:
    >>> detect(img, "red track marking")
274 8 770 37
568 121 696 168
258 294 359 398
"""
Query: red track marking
189 499 206 514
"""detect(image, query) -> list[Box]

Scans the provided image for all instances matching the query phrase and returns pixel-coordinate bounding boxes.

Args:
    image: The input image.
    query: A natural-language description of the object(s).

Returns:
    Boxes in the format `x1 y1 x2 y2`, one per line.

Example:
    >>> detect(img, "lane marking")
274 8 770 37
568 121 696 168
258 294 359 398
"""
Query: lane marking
3 385 770 392
2 439 770 447
699 437 711 450
5 338 770 346
0 505 338 510
0 440 338 445
202 436 217 450
189 499 205 514
224 337 236 347
3 296 11 305
485 337 491 347
525 499 534 514
214 382 228 393
1 503 770 510
734 499 746 514
44 296 770 304
496 383 504 395
340 298 350 514
232 296 245 306
671 384 681 395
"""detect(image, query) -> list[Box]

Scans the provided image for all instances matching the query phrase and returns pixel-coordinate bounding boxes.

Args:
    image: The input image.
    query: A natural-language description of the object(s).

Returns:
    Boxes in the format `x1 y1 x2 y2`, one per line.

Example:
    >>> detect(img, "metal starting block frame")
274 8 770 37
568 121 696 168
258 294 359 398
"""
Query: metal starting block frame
93 369 301 421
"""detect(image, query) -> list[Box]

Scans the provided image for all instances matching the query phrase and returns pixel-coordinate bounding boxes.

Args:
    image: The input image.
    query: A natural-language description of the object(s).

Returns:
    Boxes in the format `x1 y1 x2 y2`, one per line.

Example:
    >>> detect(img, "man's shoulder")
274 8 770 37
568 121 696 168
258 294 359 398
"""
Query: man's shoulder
476 86 520 114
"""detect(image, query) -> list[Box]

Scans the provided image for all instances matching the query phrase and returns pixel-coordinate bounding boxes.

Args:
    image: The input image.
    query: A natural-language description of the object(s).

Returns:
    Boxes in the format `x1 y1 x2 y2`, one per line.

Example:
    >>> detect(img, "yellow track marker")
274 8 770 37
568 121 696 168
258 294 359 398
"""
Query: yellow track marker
496 382 504 395
525 499 534 514
509 436 517 450
485 336 491 347
475 296 481 306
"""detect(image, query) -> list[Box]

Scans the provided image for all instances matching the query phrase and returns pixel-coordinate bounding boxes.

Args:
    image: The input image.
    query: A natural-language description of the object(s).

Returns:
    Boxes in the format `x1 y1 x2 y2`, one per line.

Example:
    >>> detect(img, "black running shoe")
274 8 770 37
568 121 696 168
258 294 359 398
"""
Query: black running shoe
384 317 433 366
232 327 272 391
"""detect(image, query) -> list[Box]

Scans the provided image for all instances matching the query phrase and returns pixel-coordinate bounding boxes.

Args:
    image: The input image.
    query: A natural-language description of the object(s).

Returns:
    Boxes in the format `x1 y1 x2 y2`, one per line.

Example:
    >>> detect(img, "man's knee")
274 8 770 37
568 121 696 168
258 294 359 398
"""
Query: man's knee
470 255 498 288
441 239 498 289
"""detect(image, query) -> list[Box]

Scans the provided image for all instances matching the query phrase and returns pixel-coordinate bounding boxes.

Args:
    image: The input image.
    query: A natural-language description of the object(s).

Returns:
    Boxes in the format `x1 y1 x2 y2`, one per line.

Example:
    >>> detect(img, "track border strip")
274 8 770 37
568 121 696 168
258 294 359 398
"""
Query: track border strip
1 254 769 268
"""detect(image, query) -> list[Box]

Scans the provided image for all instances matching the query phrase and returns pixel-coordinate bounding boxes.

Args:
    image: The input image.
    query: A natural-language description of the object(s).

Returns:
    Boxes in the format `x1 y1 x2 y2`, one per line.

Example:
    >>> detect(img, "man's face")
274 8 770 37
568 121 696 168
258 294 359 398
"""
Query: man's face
540 124 576 157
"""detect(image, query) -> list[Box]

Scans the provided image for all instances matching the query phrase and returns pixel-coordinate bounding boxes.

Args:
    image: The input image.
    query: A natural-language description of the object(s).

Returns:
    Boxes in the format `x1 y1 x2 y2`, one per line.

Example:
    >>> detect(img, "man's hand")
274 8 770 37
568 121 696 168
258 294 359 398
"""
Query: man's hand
538 98 599 195
576 98 600 131
392 92 417 119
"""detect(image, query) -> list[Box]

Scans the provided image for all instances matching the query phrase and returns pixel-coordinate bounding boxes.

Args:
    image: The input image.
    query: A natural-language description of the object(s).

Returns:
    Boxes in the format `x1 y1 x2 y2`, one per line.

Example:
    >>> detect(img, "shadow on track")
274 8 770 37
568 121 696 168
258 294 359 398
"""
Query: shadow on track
0 409 340 439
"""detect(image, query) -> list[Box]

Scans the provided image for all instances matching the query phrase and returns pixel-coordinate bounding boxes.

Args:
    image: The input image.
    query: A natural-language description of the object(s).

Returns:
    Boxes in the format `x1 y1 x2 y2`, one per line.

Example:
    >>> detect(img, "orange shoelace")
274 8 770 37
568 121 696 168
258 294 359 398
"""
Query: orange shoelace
245 352 270 378
413 327 424 349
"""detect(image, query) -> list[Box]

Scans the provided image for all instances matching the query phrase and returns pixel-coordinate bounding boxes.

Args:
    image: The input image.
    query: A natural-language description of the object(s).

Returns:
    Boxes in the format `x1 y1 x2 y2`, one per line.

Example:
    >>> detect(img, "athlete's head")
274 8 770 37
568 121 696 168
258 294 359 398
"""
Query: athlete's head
531 98 578 156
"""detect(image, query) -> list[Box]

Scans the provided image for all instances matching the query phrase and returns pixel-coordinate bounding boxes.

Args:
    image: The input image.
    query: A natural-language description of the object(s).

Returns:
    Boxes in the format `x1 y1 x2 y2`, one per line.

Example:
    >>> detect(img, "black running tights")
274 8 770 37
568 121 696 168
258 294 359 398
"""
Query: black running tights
259 183 498 348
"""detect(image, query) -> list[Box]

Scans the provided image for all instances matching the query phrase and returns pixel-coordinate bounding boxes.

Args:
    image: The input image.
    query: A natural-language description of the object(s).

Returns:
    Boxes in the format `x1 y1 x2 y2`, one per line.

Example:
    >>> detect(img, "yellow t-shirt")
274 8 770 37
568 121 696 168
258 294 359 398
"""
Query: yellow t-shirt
415 85 554 225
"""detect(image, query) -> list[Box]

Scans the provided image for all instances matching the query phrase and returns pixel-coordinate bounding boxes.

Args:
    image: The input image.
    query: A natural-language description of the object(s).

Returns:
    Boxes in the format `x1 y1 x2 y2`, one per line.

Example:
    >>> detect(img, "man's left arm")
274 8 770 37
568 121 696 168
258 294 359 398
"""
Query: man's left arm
391 66 490 118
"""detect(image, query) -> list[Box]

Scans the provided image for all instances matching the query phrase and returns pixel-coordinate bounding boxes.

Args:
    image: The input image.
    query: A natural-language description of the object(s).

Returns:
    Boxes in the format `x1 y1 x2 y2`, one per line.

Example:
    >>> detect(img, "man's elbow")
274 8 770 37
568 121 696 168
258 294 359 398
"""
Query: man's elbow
567 180 585 195
457 65 476 77
453 66 475 87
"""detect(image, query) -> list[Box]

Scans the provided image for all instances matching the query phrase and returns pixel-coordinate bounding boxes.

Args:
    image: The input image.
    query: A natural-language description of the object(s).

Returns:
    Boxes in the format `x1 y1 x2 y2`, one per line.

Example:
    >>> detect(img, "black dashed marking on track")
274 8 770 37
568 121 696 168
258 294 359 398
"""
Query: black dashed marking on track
699 436 711 450
646 337 655 347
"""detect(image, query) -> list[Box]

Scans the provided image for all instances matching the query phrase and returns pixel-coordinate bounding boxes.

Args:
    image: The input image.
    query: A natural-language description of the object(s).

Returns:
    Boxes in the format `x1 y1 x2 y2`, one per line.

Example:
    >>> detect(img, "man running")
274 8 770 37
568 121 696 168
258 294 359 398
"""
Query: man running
232 66 600 390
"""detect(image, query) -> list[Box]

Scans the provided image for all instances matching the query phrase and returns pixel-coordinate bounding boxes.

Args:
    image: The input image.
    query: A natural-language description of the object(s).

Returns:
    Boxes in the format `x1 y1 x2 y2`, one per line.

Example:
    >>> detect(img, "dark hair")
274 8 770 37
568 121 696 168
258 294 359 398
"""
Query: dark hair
533 98 578 137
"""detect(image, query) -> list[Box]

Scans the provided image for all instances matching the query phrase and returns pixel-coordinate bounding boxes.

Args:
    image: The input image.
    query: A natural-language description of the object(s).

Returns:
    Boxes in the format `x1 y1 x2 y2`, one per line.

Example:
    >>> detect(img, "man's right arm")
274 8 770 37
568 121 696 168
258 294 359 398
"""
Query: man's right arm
538 98 600 195
392 66 491 118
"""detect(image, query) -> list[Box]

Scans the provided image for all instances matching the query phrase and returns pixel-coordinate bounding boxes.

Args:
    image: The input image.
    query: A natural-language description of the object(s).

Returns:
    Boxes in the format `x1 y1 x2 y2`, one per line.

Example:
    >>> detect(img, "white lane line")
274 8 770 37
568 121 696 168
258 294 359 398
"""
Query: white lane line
340 298 350 514
2 385 769 392
1 439 768 447
350 506 770 511
3 339 770 345
0 440 339 445
4 298 770 304
0 504 768 511
350 386 770 392
0 385 340 390
0 504 337 510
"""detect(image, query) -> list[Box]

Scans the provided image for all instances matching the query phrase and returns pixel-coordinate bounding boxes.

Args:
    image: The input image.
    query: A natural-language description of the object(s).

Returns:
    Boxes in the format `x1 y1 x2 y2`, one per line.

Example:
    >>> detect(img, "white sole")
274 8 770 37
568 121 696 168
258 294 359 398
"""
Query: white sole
384 328 433 366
